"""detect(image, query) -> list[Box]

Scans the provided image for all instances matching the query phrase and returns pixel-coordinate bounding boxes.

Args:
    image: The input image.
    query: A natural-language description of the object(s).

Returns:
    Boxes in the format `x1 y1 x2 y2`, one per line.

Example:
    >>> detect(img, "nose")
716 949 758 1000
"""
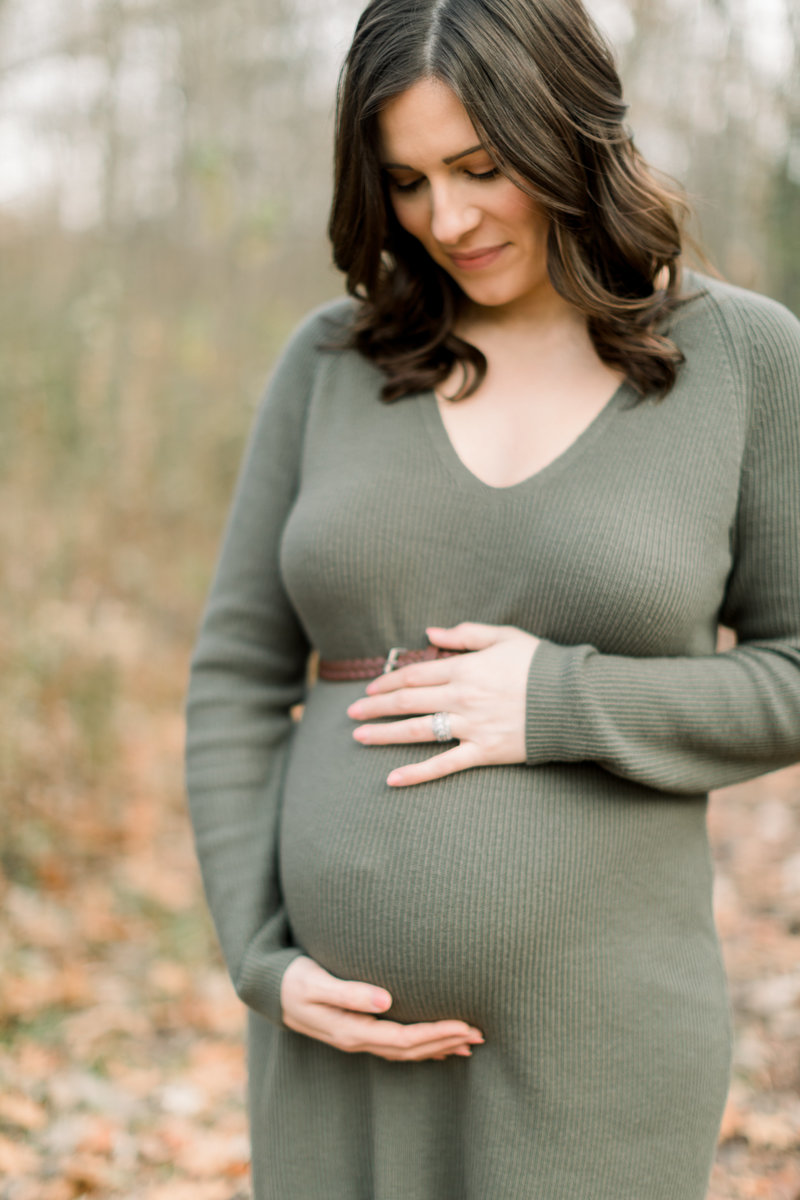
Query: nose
428 182 481 246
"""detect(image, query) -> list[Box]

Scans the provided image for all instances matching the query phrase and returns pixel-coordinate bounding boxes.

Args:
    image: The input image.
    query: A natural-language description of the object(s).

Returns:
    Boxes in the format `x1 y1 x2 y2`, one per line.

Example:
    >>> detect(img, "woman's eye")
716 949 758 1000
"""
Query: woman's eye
388 176 424 194
466 167 501 182
387 166 500 194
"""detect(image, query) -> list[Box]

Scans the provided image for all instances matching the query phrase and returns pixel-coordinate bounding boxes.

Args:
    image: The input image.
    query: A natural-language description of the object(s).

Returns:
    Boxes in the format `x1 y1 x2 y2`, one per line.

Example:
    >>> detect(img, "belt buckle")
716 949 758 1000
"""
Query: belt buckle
383 646 407 674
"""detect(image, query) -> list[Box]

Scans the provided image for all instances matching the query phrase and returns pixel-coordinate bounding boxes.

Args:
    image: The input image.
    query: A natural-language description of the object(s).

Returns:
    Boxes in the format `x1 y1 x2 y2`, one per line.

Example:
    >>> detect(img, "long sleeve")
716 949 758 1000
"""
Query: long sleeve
184 309 327 1025
525 291 800 796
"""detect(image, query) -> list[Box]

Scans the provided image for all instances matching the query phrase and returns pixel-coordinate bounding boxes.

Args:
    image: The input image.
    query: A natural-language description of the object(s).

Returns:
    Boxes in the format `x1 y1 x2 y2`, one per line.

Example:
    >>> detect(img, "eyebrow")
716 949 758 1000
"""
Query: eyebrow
381 144 484 169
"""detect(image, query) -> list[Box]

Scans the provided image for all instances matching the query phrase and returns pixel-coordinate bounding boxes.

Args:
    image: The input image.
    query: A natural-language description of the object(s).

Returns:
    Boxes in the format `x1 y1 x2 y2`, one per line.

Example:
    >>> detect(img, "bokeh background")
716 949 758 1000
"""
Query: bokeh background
1 1 799 1197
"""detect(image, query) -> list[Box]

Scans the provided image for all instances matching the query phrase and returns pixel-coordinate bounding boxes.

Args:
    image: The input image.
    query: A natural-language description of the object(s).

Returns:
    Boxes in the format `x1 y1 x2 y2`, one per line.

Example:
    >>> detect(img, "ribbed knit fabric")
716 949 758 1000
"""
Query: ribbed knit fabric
185 271 800 1200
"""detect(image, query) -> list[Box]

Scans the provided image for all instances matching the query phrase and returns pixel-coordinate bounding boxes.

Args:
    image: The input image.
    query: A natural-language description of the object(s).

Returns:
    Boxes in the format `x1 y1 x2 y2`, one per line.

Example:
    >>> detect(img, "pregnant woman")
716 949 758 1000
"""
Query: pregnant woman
184 0 800 1195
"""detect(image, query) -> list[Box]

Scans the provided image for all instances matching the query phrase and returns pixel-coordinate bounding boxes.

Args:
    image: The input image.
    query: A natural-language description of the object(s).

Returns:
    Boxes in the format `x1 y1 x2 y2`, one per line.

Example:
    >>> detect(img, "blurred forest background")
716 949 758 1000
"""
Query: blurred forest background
1 0 799 1196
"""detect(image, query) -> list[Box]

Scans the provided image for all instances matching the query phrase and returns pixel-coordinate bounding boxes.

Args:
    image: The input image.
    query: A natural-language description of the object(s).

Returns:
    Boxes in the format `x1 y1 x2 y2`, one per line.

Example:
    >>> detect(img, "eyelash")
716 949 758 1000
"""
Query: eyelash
389 167 501 194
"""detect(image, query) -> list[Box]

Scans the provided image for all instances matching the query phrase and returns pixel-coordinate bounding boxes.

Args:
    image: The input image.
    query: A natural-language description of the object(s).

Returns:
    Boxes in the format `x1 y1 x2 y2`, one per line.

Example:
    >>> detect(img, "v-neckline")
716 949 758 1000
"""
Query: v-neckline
418 377 633 494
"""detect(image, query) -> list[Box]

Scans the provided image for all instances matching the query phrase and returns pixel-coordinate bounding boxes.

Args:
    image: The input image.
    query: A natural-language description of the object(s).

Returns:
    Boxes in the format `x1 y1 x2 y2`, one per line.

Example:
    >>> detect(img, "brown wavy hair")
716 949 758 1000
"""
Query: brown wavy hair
328 0 692 402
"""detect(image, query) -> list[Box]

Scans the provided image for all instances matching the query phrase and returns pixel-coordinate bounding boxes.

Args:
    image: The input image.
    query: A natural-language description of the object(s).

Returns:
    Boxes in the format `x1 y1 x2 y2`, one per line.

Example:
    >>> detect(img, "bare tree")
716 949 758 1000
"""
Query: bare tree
613 0 795 291
0 0 796 306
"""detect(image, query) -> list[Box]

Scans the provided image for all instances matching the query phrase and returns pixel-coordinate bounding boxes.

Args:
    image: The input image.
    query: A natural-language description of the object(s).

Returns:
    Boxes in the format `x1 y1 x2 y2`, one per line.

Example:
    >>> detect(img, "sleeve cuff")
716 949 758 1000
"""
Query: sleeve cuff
237 935 306 1027
525 638 593 765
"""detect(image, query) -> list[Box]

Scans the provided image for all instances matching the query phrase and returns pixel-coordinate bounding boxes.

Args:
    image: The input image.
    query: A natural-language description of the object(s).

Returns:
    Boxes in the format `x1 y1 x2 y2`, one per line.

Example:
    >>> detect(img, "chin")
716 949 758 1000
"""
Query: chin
459 283 524 308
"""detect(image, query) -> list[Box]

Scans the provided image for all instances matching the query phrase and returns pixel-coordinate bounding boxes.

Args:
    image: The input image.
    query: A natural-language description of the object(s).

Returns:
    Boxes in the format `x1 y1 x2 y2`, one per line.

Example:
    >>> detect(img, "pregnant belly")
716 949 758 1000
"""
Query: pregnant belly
279 682 719 1030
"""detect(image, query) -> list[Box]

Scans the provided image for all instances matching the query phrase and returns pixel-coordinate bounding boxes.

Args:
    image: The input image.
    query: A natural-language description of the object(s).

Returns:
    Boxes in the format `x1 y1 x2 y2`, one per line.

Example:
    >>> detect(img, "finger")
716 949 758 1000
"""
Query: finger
425 622 511 651
312 973 393 1015
353 714 461 746
287 1012 479 1060
286 992 485 1056
362 658 454 695
386 743 481 787
325 1033 477 1062
293 1008 482 1055
362 1032 478 1060
422 1042 477 1060
359 1016 481 1046
347 685 452 721
333 1015 483 1056
386 1035 479 1062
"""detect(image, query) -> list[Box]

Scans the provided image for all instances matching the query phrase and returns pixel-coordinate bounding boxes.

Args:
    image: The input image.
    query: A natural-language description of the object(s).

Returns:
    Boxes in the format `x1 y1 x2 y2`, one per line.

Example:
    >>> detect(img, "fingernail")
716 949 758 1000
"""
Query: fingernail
347 702 363 717
387 771 403 786
372 992 391 1011
469 1035 484 1045
352 727 368 741
454 1047 472 1057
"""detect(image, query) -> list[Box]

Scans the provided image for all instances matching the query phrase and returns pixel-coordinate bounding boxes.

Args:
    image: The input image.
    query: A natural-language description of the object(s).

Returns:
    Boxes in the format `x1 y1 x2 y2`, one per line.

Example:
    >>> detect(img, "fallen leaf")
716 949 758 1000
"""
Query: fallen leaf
104 1062 163 1099
136 1132 173 1166
140 1182 233 1200
718 1097 745 1143
5 885 72 947
60 1151 111 1191
38 1183 74 1200
0 1133 40 1176
14 1181 73 1200
174 1130 250 1178
76 1116 118 1156
742 1110 800 1151
2 960 94 1019
147 959 191 996
185 1040 246 1099
10 1042 65 1082
0 1092 47 1131
121 855 195 911
46 1071 142 1122
158 1083 205 1117
746 972 800 1017
62 1003 150 1053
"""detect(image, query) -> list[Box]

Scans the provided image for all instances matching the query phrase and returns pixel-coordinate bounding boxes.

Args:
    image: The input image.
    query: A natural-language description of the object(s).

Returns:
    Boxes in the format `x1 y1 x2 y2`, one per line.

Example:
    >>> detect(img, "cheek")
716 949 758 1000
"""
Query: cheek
391 198 430 244
495 185 548 239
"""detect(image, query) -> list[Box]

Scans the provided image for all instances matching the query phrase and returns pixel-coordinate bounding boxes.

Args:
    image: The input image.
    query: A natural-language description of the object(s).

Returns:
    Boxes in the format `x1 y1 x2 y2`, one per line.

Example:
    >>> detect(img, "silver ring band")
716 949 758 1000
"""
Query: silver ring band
431 711 453 742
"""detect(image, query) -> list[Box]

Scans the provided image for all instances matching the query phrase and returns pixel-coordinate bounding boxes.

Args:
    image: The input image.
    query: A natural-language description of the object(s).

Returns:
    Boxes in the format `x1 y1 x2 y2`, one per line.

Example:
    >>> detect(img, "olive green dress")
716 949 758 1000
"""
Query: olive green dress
185 272 800 1199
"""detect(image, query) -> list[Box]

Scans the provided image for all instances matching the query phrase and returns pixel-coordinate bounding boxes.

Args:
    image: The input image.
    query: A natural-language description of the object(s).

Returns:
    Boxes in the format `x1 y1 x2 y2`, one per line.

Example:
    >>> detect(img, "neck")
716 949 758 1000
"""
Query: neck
459 286 588 347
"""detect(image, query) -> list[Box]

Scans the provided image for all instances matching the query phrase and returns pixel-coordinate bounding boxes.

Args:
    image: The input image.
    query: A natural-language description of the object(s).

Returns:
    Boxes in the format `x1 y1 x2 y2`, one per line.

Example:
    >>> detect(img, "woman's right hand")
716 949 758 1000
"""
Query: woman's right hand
280 956 484 1061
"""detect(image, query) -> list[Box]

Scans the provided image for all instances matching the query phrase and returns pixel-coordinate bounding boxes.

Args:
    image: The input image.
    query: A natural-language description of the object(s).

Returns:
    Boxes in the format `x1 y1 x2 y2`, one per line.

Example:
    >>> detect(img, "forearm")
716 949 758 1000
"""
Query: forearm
184 304 331 1021
186 616 310 1022
526 637 800 795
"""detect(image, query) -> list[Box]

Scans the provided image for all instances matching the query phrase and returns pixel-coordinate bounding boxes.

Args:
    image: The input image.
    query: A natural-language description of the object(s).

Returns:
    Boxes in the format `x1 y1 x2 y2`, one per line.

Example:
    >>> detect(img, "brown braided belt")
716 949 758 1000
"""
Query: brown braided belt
317 645 462 682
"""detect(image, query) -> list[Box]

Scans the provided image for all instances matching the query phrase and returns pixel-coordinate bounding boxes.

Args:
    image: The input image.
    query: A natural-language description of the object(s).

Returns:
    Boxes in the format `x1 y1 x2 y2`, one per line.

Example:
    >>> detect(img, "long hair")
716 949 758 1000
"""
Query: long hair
329 0 689 402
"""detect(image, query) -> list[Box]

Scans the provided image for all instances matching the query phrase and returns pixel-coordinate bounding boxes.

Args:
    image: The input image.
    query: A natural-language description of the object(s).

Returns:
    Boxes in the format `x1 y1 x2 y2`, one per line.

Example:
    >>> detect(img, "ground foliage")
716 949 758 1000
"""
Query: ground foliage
1 225 799 1198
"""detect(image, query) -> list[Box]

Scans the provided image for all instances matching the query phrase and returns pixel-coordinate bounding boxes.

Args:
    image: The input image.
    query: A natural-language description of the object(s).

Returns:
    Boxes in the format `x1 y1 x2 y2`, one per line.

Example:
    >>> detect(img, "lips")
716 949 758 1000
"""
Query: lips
447 244 508 271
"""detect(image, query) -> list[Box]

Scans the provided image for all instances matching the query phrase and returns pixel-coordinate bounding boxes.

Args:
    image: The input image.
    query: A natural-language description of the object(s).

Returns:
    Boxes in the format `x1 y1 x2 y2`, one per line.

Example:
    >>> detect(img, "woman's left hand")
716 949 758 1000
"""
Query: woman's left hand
347 622 540 786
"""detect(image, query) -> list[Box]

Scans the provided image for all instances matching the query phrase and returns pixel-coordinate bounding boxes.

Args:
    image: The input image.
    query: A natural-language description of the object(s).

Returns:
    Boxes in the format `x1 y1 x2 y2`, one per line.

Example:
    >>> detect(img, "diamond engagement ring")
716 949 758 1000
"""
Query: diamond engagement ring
432 711 453 742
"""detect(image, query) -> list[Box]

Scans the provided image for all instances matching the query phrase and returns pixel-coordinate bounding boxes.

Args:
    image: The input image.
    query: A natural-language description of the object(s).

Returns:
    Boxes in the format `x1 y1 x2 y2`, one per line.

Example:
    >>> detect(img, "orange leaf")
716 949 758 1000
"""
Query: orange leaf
76 1117 117 1157
717 1097 745 1143
742 1110 800 1151
0 1134 39 1177
61 1153 111 1191
0 1093 47 1131
174 1130 250 1178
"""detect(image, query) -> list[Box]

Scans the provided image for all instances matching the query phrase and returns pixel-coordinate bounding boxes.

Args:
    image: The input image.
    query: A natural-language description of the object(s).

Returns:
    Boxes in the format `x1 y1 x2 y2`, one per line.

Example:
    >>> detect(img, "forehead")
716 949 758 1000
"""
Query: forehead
378 77 480 161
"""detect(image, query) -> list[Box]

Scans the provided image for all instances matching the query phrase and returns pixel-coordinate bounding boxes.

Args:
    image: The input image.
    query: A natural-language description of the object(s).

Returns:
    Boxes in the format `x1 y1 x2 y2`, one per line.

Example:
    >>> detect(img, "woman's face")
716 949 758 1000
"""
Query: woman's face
378 77 556 319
